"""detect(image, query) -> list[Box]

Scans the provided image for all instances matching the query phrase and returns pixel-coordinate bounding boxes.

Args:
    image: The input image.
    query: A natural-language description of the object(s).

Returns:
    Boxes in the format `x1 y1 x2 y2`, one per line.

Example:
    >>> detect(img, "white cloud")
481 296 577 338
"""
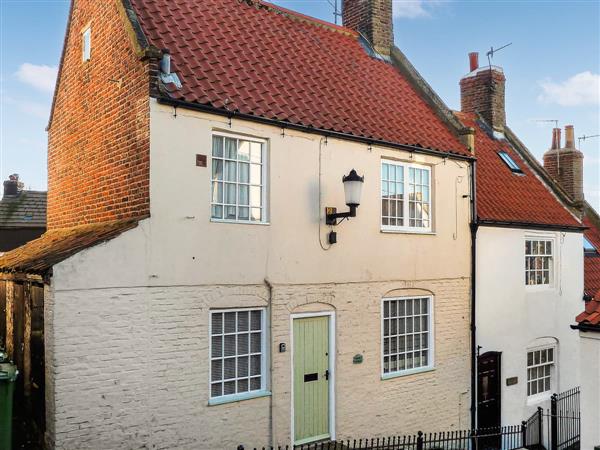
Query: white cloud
538 71 600 107
393 0 442 18
15 63 58 93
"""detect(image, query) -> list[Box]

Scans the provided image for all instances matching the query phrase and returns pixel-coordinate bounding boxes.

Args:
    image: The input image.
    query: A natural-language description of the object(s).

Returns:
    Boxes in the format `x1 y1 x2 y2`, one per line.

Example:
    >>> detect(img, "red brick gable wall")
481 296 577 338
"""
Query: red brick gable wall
47 0 151 229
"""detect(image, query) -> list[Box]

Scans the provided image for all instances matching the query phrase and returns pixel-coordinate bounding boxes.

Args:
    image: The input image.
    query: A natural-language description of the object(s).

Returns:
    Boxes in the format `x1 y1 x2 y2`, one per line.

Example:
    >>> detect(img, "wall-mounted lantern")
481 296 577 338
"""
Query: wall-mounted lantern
325 169 364 244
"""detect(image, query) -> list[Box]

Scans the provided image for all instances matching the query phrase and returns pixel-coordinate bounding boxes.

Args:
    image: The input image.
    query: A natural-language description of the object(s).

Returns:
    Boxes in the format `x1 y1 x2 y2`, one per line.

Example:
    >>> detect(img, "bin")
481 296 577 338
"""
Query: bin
0 361 18 450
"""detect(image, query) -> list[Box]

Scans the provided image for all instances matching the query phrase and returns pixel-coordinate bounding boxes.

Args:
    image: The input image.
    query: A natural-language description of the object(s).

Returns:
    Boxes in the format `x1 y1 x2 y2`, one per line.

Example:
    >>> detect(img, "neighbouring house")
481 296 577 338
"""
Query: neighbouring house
543 125 600 449
455 54 584 432
572 206 600 450
0 0 479 448
0 174 46 253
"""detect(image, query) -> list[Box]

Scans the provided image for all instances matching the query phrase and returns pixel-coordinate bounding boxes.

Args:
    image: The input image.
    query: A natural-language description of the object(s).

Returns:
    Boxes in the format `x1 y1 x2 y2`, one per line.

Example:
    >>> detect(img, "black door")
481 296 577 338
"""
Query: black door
478 351 502 449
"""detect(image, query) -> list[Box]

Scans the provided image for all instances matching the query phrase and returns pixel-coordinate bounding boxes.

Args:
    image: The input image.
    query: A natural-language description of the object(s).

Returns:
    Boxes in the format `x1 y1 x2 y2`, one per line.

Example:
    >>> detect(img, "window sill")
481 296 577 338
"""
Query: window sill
208 390 271 406
527 392 552 406
381 228 435 235
525 285 556 293
210 219 270 226
381 366 435 380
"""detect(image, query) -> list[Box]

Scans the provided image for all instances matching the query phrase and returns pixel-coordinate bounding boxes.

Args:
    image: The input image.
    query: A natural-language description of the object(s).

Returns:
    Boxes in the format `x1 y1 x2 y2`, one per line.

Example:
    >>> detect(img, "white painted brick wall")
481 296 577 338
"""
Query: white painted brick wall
46 279 470 449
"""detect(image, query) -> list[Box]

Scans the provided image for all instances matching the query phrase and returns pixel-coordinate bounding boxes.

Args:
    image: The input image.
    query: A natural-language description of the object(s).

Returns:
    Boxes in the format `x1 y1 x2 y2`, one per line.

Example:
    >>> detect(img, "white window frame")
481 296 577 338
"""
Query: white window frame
381 295 435 379
525 237 555 288
210 131 269 225
82 26 91 62
526 345 556 400
380 159 433 233
208 308 269 405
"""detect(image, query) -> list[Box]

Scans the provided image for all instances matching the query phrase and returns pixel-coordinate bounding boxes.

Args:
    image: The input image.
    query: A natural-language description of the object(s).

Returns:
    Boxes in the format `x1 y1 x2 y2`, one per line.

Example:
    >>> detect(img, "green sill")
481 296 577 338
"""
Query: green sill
208 390 271 406
381 366 435 380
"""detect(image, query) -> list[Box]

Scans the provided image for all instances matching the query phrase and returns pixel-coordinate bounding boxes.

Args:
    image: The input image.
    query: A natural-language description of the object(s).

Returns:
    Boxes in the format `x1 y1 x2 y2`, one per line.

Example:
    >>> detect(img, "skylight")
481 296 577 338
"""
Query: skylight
498 151 523 174
584 236 597 253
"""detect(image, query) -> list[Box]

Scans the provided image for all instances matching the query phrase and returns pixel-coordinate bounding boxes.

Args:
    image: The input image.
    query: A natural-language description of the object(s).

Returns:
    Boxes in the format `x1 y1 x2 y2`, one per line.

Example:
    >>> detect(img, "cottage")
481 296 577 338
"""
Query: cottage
0 0 478 448
0 174 46 253
455 54 584 430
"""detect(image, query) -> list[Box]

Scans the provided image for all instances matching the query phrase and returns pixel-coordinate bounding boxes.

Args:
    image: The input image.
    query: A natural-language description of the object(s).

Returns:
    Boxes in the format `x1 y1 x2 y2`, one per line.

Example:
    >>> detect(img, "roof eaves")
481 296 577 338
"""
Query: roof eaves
156 96 476 162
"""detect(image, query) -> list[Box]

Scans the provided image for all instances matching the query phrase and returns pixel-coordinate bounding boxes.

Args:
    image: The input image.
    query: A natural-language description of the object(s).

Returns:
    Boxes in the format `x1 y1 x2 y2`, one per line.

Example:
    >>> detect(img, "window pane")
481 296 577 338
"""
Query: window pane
238 141 251 161
225 138 237 159
213 136 224 157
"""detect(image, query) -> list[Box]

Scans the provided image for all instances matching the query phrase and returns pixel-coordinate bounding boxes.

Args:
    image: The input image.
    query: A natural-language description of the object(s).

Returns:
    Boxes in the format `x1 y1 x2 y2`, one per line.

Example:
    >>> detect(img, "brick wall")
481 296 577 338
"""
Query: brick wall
47 278 470 449
342 0 393 55
460 69 506 132
543 148 584 203
47 0 153 229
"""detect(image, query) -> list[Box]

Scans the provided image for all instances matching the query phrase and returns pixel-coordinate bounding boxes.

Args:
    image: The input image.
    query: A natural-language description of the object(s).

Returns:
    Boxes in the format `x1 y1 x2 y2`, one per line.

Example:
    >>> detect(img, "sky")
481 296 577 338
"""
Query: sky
0 0 599 208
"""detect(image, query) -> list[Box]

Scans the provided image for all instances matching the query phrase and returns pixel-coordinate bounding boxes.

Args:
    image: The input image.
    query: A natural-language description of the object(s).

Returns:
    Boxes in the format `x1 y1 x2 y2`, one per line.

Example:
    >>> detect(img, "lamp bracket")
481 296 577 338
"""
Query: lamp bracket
325 206 357 226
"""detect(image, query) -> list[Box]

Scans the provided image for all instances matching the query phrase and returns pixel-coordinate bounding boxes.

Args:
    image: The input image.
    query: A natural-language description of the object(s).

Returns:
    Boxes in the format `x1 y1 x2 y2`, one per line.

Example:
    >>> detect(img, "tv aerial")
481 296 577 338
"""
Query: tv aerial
486 42 512 67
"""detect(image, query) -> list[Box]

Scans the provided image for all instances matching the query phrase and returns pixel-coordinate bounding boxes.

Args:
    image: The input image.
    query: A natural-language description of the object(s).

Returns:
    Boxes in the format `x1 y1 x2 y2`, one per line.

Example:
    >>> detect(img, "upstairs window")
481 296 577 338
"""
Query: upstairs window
82 27 91 62
381 161 431 232
211 134 267 223
525 239 553 286
498 151 523 174
527 347 555 397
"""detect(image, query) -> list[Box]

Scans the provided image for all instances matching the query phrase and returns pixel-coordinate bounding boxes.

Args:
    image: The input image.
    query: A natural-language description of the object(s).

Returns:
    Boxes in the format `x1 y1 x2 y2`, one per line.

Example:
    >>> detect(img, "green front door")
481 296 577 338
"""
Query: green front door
293 316 330 444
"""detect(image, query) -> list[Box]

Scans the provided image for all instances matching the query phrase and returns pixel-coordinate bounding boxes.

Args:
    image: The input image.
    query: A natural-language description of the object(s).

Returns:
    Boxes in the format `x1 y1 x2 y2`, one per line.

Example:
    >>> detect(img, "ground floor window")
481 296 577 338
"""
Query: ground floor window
210 308 266 399
382 296 433 376
527 347 555 396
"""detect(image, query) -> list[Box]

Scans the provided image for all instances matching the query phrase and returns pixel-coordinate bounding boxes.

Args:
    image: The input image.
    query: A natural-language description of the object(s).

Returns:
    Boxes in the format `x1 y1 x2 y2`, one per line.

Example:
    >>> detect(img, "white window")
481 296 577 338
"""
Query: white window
82 27 91 62
381 160 431 232
527 347 555 396
210 309 266 400
525 239 553 286
211 134 267 223
382 296 433 376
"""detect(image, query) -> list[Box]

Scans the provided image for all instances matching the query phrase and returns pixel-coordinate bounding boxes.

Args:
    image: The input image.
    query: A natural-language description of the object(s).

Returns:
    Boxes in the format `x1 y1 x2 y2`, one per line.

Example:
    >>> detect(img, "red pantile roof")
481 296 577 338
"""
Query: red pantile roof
0 218 141 274
456 113 581 228
128 0 470 157
576 299 600 327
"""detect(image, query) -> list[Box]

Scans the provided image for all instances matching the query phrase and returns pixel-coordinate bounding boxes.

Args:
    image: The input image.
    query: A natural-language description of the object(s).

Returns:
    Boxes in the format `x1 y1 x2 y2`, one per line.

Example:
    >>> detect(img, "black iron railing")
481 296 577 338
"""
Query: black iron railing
239 425 525 450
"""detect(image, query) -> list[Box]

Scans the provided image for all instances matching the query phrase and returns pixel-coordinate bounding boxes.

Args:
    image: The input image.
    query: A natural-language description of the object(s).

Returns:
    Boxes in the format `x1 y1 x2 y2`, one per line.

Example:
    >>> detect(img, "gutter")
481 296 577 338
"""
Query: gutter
477 220 586 233
469 160 478 429
571 323 600 333
155 97 476 162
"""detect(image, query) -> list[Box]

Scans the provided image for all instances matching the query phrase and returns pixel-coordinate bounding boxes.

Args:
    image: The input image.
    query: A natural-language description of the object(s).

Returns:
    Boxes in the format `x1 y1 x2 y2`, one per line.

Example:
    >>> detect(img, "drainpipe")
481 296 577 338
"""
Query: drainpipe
469 160 479 429
264 278 274 447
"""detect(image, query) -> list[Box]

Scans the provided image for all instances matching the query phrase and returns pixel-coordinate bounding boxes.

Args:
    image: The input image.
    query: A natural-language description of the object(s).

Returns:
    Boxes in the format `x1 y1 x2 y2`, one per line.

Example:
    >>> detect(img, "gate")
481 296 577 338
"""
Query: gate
547 387 580 450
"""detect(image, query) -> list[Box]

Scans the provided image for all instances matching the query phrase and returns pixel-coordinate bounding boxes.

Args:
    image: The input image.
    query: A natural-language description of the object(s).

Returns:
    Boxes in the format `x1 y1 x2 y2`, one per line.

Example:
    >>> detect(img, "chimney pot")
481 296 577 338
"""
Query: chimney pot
551 128 561 150
565 125 575 149
469 52 479 72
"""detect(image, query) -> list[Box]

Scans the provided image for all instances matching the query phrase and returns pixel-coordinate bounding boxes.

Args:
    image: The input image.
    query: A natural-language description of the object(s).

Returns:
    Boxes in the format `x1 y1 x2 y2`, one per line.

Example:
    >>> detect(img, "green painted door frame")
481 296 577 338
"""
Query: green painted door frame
292 314 333 445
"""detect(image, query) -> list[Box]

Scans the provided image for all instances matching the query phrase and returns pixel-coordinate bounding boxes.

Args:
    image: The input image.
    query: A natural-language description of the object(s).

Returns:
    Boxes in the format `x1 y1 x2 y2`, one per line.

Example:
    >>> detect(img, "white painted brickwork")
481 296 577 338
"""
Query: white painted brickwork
46 279 470 449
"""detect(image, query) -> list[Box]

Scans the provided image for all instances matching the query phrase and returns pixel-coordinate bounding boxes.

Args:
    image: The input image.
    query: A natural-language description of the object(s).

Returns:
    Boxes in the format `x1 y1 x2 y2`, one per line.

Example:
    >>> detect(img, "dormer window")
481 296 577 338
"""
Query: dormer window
498 151 523 174
82 26 91 62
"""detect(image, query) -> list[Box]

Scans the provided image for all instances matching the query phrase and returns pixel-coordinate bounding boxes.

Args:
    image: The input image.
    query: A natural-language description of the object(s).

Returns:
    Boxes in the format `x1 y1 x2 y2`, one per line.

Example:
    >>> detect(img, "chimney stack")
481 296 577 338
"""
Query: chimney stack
459 53 507 133
543 125 584 204
343 0 393 56
3 174 23 197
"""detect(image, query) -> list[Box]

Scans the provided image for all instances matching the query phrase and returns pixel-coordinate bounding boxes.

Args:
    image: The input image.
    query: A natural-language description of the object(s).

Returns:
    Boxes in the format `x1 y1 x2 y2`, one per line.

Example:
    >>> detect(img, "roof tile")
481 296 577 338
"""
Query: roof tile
456 113 581 228
129 0 470 156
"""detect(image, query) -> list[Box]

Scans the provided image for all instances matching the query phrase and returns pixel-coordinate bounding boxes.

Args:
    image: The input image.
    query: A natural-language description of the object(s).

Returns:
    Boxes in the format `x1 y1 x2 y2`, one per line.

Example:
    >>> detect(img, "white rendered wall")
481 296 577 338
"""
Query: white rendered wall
476 226 583 427
45 100 474 448
579 331 600 450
